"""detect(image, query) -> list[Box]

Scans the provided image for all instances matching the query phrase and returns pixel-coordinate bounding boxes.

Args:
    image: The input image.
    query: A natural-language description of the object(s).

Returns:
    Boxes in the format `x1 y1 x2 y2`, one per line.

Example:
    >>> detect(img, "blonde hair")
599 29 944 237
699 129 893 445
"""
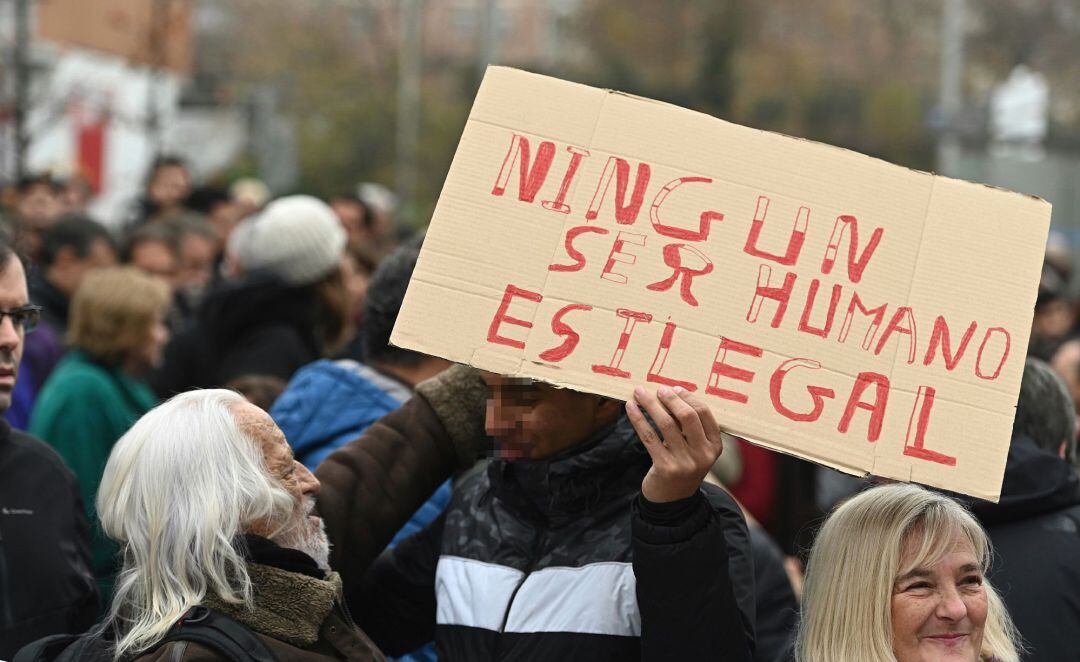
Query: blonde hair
68 266 171 365
795 483 1020 662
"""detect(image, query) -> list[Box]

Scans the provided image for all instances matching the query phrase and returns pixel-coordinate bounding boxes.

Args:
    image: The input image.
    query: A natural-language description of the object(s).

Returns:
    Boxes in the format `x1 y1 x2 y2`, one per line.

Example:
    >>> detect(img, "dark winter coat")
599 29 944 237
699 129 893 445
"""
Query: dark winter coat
748 524 798 662
972 434 1080 662
151 271 324 397
135 538 384 662
352 417 757 662
0 420 98 659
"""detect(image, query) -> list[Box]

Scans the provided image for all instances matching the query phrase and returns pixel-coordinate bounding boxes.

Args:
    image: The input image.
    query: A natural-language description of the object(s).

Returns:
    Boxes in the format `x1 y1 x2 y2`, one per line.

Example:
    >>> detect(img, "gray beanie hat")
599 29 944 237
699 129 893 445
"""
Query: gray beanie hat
229 195 347 286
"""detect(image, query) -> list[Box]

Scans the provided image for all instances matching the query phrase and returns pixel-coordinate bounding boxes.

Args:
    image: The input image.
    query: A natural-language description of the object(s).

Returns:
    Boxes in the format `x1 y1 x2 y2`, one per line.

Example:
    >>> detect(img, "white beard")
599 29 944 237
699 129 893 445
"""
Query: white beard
273 496 332 571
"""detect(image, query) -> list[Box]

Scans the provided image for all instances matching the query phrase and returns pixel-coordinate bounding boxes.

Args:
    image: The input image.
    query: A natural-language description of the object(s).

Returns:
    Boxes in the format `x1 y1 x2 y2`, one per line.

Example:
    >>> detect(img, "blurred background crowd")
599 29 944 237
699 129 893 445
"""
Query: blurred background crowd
1 3 1080 659
2 0 1080 564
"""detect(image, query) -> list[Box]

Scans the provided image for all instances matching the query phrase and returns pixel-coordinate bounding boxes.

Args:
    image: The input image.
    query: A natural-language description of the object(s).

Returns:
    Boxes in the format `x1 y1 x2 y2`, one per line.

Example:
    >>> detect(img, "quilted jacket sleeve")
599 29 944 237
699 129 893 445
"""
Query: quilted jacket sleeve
631 487 756 662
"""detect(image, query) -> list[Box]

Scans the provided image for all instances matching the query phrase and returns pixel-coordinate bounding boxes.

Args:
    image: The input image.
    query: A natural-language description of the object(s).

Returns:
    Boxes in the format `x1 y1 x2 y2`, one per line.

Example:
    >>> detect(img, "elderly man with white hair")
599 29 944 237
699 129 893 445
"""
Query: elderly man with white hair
15 363 488 662
93 389 374 660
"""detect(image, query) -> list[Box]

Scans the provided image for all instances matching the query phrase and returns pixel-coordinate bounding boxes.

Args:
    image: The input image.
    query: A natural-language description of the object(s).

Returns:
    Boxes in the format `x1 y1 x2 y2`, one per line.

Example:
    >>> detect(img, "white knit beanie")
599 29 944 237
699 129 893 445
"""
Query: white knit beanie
229 195 347 286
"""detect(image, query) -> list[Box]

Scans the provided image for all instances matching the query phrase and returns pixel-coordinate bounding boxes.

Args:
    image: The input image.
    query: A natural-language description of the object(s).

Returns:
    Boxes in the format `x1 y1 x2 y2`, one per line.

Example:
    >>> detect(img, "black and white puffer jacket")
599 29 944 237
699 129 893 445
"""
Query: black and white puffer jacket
355 417 757 661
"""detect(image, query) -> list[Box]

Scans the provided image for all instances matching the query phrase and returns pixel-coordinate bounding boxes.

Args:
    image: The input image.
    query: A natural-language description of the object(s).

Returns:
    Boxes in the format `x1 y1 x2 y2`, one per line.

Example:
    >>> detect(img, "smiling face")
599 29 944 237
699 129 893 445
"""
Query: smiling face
891 533 988 662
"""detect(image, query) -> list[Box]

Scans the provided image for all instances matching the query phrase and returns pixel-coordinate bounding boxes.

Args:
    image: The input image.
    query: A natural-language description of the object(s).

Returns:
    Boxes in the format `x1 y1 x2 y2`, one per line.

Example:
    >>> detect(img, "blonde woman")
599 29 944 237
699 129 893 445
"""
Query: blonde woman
795 483 1021 662
31 267 171 602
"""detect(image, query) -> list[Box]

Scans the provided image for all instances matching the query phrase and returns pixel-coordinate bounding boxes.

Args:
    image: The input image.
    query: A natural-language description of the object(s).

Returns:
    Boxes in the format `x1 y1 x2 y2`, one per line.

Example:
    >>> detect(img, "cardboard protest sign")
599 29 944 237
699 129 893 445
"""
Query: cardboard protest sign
392 66 1051 502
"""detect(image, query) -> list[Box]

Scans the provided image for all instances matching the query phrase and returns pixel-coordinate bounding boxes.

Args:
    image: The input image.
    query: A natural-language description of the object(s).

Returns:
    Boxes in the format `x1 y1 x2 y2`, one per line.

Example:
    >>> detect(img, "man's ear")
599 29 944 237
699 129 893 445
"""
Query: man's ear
1060 440 1068 460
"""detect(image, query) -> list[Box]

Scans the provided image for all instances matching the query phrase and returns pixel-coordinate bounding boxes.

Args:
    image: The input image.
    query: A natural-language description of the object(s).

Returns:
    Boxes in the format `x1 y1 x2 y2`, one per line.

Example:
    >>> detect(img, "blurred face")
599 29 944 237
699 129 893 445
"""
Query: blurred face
1051 340 1080 420
331 199 367 242
148 165 191 210
16 183 62 229
87 238 118 269
891 535 988 662
482 371 620 460
0 258 28 412
209 200 241 236
55 238 118 297
234 402 329 569
340 254 369 322
178 233 217 289
61 178 92 213
1033 298 1074 342
127 313 170 374
130 240 178 288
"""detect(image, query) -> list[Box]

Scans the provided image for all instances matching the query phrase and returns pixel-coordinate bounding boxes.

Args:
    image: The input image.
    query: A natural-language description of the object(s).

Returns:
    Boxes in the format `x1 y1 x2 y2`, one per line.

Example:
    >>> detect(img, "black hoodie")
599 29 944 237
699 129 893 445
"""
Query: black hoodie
150 271 323 397
972 435 1080 662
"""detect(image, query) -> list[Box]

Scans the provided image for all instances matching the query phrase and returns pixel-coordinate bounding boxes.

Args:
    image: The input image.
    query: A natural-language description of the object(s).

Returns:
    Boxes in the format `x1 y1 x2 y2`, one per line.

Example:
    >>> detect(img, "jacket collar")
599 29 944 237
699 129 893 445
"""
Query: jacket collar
488 416 649 523
203 563 343 647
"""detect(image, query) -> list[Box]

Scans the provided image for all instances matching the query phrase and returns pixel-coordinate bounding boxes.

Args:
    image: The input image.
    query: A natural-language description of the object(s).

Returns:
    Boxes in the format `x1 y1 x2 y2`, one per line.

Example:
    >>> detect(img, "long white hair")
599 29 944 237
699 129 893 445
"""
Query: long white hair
96 389 295 660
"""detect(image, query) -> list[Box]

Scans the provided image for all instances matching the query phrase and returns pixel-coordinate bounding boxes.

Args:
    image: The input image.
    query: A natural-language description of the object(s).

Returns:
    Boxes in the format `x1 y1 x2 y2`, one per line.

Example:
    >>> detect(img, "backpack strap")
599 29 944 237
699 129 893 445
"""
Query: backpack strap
11 632 111 662
13 607 279 662
149 606 279 662
11 634 77 662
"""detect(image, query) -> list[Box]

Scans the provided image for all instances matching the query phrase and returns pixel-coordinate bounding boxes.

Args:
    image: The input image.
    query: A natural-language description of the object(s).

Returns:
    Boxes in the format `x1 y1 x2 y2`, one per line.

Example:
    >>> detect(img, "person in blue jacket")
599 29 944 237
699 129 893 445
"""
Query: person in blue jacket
271 245 451 661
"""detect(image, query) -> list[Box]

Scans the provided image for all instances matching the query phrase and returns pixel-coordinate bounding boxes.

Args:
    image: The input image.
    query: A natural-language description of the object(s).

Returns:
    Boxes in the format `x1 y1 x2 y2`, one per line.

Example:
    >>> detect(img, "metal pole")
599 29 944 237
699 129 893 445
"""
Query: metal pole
478 0 498 81
13 0 30 180
145 0 165 158
396 0 422 227
937 0 965 176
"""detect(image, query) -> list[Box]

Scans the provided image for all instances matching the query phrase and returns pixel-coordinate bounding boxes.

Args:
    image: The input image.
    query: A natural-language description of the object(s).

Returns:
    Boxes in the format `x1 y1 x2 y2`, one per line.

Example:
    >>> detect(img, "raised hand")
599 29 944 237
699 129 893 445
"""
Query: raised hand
626 385 725 503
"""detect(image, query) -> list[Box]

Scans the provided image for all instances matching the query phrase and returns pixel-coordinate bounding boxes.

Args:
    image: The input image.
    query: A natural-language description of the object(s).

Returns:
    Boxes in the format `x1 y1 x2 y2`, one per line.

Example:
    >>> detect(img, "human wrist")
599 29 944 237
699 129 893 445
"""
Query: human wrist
641 474 700 503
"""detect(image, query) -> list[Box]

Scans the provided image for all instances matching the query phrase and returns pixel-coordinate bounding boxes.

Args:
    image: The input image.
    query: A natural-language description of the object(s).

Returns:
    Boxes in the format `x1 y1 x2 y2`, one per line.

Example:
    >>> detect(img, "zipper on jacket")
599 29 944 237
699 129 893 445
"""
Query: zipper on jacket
493 525 547 659
0 519 14 627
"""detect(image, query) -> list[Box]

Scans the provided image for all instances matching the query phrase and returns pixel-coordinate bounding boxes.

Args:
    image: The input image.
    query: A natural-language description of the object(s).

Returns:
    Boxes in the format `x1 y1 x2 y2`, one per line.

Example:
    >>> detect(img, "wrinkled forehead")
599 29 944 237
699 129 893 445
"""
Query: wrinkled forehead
231 401 288 457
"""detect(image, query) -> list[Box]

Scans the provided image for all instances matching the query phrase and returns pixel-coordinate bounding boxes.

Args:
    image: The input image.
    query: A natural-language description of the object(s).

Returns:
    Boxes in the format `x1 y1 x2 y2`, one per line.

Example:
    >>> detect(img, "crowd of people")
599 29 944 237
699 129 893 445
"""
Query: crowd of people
0 157 1076 661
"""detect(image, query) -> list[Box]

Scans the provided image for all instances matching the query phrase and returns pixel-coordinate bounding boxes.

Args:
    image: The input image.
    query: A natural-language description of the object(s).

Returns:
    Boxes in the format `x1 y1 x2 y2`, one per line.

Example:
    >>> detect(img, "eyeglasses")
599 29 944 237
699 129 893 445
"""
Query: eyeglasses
0 305 42 334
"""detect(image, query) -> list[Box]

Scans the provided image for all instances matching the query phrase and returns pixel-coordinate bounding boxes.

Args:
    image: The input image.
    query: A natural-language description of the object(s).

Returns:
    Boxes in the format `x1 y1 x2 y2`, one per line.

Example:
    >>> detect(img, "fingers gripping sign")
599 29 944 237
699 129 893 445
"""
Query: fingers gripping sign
626 385 725 503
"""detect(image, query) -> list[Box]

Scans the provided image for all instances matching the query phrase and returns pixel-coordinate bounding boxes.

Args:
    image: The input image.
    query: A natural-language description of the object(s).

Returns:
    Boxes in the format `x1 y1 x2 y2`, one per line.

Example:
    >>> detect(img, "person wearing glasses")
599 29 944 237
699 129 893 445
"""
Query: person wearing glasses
30 267 171 604
0 235 99 659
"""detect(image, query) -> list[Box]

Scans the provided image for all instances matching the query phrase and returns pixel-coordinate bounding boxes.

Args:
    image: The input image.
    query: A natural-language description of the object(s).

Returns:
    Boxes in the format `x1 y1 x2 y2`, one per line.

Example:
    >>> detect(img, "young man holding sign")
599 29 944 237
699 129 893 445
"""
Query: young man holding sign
333 369 755 661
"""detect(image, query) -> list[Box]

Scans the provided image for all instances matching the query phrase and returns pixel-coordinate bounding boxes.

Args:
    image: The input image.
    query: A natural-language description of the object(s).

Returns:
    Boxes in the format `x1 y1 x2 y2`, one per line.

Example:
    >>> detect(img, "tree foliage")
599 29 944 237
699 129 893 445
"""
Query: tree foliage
204 0 1080 221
